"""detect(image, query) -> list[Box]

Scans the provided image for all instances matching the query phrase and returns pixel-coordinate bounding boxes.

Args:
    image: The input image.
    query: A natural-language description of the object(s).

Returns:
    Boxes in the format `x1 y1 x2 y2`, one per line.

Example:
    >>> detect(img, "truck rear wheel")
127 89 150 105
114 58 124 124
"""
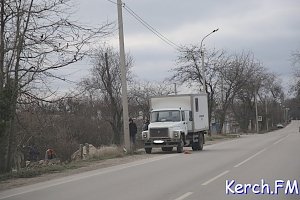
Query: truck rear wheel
145 148 152 154
198 133 204 151
192 143 198 151
192 133 204 151
177 138 184 153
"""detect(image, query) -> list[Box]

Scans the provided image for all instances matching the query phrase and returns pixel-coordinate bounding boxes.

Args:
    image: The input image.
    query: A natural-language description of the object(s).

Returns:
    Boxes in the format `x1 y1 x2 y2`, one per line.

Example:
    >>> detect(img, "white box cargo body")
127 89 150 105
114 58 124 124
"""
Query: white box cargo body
150 94 209 132
142 93 209 153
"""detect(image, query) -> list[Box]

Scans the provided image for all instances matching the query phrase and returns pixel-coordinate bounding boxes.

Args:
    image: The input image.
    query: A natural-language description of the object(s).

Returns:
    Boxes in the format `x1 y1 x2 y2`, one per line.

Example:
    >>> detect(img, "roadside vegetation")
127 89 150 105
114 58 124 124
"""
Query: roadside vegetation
0 163 82 181
205 134 240 141
0 146 127 182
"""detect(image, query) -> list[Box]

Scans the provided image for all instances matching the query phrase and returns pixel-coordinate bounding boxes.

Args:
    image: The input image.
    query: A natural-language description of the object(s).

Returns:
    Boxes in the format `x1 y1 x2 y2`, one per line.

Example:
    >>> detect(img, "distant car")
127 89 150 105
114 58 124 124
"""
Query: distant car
277 124 284 128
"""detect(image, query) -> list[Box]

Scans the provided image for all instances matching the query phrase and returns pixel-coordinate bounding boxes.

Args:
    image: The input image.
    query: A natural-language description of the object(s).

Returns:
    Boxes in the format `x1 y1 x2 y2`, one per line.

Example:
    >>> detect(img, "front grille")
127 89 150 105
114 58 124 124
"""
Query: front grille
149 128 168 138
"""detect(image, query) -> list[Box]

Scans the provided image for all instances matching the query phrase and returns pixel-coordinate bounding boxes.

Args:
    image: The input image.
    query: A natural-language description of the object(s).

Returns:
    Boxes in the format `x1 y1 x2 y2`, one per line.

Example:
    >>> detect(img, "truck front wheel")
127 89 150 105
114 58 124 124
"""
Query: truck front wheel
145 148 152 154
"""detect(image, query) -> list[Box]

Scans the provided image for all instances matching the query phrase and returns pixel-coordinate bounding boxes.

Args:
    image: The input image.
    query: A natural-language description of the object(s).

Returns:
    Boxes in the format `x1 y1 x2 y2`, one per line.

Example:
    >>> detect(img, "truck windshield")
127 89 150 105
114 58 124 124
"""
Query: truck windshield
151 110 181 122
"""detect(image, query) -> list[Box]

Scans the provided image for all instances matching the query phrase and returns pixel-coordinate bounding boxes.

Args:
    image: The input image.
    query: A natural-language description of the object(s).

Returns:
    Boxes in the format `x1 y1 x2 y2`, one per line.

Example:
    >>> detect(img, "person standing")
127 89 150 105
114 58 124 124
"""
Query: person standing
45 148 56 160
142 119 150 131
129 118 137 146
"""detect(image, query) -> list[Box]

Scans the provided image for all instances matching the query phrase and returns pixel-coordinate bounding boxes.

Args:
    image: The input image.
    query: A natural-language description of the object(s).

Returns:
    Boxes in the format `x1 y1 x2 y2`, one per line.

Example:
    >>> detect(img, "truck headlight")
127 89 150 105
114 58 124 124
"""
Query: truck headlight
173 131 180 138
142 131 148 139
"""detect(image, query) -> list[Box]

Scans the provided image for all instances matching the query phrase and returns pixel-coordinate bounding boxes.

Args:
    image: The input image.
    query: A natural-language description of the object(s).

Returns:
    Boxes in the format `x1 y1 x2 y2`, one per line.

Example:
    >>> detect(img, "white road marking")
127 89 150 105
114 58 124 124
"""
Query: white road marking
202 170 229 186
0 154 177 199
234 148 266 168
273 135 289 145
174 192 193 200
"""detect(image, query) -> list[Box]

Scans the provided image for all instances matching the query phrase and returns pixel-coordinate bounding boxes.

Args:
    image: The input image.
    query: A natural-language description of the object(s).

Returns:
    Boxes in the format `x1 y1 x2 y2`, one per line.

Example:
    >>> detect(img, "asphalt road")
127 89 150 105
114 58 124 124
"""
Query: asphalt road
1 121 300 200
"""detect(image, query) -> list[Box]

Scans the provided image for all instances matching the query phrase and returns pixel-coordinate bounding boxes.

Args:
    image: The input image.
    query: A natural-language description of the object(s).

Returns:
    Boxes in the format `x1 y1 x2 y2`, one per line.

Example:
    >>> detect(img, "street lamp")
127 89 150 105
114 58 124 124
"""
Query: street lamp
200 28 219 93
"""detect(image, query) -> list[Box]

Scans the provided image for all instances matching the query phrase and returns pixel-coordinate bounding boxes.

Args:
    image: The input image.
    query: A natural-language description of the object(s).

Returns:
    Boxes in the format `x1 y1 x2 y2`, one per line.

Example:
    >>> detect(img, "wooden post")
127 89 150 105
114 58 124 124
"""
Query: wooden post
79 144 83 160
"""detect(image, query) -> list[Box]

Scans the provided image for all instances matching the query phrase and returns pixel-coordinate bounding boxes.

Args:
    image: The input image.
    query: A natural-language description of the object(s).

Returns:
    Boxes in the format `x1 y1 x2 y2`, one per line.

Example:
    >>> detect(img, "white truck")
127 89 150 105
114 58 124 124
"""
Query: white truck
141 94 209 154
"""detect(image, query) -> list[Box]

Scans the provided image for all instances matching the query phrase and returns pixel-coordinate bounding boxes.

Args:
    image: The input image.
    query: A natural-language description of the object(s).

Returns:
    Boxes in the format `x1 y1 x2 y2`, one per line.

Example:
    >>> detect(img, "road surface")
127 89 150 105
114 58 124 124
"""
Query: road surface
1 121 300 200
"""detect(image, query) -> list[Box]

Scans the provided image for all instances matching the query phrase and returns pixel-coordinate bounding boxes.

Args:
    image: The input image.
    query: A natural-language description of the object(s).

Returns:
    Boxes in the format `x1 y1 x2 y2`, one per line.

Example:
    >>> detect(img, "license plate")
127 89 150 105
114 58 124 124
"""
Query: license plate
153 140 164 144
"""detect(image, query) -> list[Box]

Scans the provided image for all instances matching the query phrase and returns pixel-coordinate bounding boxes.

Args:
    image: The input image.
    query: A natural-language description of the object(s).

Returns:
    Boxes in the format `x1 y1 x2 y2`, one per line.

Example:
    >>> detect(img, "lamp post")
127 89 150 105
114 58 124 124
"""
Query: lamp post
200 28 219 93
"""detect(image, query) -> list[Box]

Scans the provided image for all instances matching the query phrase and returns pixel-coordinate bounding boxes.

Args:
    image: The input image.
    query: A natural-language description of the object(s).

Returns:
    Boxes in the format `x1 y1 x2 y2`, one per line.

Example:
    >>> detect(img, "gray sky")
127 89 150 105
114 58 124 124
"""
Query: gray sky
57 0 300 93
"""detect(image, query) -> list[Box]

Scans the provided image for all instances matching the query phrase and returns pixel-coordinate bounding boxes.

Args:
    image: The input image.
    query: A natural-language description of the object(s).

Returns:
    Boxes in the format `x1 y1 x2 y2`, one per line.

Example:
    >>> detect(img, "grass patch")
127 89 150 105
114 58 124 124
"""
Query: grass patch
0 163 83 182
205 133 240 141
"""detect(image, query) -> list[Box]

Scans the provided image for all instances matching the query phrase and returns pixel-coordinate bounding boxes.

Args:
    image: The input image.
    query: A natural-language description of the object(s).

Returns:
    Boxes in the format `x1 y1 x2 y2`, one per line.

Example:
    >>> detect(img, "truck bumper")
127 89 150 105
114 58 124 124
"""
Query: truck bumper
144 138 180 148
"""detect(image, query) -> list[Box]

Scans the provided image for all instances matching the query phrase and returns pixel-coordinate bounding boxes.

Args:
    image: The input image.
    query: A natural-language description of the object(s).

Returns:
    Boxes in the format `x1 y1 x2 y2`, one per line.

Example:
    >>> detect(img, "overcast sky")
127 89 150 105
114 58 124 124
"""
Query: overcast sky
57 0 300 93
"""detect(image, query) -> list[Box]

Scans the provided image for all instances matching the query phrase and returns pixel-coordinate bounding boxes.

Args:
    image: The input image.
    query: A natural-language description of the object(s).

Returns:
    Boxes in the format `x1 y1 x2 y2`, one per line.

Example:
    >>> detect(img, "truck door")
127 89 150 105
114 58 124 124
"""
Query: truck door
187 111 193 132
181 110 188 135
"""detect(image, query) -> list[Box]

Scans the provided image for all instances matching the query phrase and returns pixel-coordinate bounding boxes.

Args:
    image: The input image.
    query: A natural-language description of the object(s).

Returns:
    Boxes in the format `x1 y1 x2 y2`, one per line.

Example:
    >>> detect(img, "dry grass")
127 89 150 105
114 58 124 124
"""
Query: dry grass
205 133 240 141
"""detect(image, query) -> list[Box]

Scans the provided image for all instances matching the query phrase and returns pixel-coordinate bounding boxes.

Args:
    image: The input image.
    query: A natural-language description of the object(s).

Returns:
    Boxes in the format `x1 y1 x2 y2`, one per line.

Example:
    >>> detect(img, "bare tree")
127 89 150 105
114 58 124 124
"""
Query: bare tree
292 50 300 64
14 95 117 163
0 0 113 173
215 52 262 133
231 68 283 132
171 47 279 134
170 46 224 134
128 81 173 119
81 46 133 145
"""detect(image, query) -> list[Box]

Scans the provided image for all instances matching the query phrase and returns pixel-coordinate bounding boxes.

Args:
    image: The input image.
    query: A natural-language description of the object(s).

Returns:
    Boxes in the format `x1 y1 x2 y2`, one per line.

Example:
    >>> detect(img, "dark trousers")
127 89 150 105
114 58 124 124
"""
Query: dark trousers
130 134 136 144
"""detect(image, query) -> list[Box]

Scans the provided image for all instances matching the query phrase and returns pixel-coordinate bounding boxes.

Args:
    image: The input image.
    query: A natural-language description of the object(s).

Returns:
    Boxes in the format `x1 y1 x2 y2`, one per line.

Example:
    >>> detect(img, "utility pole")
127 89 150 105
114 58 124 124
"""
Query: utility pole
117 0 130 151
255 90 259 134
265 98 269 131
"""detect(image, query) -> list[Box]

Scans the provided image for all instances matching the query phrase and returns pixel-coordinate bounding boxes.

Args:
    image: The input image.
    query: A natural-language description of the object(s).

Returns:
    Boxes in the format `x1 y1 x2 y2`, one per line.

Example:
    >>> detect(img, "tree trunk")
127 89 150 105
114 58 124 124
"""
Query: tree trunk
218 114 226 134
5 117 16 172
0 126 9 173
207 89 214 136
0 83 17 173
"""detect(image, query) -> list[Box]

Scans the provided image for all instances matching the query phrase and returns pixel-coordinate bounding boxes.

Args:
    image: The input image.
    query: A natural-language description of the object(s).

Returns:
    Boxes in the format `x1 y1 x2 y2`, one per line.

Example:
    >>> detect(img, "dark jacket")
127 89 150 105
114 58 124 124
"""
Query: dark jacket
142 121 150 131
129 122 137 136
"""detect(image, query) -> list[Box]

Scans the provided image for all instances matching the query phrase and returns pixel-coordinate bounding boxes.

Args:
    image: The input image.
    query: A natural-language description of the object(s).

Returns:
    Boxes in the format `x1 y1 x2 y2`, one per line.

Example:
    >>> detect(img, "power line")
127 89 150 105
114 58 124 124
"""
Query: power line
106 0 117 5
123 4 181 51
106 0 181 51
